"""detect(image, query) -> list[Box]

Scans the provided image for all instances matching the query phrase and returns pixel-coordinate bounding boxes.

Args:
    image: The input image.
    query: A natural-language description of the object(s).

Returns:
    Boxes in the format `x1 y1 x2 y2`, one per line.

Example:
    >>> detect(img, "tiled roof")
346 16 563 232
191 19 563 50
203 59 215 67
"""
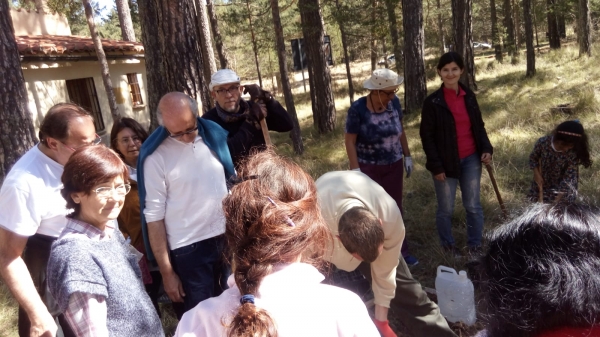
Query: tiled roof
16 35 144 56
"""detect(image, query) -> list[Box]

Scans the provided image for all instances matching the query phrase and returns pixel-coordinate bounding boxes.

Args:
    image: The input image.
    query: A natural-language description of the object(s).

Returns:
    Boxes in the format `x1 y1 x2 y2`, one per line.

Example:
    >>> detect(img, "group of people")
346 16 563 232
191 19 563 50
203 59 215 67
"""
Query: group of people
0 51 595 337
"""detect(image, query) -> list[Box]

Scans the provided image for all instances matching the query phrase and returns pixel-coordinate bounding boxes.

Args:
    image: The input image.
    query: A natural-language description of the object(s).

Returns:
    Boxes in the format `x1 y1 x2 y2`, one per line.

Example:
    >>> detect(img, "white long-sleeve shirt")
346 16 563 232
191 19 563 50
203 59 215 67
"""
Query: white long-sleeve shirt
316 171 405 308
142 136 228 250
175 263 379 337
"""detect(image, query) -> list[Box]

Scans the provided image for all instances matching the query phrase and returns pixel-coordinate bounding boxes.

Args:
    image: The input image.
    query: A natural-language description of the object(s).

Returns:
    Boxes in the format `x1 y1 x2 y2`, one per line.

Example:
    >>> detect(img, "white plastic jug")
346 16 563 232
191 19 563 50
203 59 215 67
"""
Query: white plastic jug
435 265 476 325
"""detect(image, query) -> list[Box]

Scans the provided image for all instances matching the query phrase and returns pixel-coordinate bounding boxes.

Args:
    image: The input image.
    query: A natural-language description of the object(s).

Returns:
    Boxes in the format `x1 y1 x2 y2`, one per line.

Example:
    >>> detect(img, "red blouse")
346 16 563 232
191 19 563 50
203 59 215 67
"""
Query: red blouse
443 86 477 159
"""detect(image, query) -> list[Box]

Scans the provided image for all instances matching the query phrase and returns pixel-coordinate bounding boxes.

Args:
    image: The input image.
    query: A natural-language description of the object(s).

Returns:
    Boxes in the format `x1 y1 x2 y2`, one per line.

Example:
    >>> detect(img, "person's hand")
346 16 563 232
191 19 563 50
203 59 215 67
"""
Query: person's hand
373 319 397 337
247 102 267 122
29 310 57 337
162 270 185 303
434 172 446 182
404 156 413 178
481 152 492 165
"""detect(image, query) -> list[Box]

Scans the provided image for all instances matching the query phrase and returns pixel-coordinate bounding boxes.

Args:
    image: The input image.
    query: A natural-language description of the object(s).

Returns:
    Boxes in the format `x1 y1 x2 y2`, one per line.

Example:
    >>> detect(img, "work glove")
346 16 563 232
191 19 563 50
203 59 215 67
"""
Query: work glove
373 319 397 337
243 84 273 103
404 156 413 178
247 101 267 122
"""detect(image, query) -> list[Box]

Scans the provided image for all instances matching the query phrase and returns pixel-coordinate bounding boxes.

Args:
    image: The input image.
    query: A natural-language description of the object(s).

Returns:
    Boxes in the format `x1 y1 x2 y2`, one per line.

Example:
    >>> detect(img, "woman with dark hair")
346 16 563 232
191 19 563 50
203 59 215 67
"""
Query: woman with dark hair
528 120 592 203
419 51 494 256
477 203 600 337
174 151 378 337
344 68 417 266
109 118 162 314
47 146 164 336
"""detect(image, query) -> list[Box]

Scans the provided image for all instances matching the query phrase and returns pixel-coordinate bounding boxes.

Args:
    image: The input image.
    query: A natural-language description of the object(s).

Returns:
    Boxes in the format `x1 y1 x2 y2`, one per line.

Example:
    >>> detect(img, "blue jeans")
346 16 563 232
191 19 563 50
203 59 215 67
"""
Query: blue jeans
433 154 483 247
170 235 230 316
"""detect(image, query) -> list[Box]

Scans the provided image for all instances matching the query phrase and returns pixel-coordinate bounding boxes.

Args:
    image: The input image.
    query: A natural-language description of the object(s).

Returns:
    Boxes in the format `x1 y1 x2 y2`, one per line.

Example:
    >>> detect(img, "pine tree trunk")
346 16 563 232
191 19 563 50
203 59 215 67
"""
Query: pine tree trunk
437 0 446 55
384 0 404 75
83 0 121 123
490 0 504 61
246 1 263 88
0 0 37 183
138 0 209 121
299 0 336 134
547 0 561 48
402 0 427 113
524 0 536 76
504 0 517 57
371 0 378 71
194 0 216 108
116 0 136 41
334 0 354 103
578 0 592 56
270 0 304 154
452 0 476 89
514 0 521 50
207 0 229 68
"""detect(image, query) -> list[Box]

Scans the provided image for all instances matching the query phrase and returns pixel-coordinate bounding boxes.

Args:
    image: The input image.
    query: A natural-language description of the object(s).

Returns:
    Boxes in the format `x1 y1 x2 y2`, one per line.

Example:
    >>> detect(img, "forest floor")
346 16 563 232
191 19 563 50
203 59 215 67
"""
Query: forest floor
2 43 600 337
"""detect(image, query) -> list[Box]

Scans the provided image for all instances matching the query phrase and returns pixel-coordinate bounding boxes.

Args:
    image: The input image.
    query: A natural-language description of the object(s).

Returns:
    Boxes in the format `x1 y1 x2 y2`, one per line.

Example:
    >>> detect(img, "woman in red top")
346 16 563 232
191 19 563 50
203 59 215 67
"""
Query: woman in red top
420 52 493 256
476 203 600 337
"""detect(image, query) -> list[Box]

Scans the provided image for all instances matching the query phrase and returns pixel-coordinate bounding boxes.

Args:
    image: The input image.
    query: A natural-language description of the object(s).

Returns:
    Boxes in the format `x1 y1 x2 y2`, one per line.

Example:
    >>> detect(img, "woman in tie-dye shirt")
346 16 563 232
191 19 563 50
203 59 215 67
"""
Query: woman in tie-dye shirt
344 68 417 266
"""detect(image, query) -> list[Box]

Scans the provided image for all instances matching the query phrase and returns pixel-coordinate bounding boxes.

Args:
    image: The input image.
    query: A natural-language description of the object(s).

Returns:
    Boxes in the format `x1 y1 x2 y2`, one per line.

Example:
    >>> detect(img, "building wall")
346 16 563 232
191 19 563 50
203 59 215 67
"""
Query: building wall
10 9 71 36
21 58 150 143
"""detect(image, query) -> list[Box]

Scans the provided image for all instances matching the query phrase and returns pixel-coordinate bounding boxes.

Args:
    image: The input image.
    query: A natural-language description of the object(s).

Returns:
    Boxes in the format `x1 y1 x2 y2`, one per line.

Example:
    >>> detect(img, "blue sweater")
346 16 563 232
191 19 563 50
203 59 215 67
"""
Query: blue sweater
137 117 235 263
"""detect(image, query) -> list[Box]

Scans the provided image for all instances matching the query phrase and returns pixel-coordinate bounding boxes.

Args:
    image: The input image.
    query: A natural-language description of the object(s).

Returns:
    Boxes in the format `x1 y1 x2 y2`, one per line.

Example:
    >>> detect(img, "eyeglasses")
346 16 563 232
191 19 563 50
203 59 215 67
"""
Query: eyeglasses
168 126 198 138
118 136 141 145
93 184 131 199
61 134 102 151
378 88 399 97
214 86 241 97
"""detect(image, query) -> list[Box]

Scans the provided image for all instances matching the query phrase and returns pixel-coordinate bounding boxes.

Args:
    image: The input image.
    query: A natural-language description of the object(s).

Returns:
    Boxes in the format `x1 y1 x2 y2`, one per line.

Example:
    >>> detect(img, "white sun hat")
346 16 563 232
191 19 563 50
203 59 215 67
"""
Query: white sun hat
363 68 404 90
209 69 241 91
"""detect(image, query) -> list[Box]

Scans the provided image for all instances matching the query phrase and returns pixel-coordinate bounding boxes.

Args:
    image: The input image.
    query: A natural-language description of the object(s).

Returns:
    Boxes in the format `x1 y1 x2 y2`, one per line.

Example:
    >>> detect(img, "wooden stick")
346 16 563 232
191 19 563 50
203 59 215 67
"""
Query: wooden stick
485 163 508 219
260 119 272 146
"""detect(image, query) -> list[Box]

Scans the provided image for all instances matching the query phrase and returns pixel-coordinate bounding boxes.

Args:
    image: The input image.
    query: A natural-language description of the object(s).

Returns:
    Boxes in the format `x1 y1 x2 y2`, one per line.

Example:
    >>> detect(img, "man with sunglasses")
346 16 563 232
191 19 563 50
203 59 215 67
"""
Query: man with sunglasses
137 92 235 319
203 69 293 167
0 103 98 337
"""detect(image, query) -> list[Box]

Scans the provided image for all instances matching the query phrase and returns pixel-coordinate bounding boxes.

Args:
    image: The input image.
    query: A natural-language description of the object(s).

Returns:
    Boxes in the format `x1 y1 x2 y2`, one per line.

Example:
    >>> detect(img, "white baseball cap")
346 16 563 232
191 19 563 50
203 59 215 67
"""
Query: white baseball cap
363 69 404 90
209 69 241 91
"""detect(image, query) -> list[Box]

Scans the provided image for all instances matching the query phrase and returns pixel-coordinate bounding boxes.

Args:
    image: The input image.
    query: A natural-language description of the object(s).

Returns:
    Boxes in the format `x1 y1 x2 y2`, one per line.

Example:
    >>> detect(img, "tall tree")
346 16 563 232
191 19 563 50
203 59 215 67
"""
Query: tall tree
504 0 517 58
384 0 403 75
578 0 592 56
437 0 446 54
207 0 229 68
370 0 378 71
299 0 337 134
246 0 263 87
82 0 121 122
0 0 37 183
334 0 355 103
116 0 136 41
402 0 427 113
270 0 304 154
139 0 209 128
524 0 536 76
547 0 561 48
452 0 476 89
490 0 503 61
195 0 216 107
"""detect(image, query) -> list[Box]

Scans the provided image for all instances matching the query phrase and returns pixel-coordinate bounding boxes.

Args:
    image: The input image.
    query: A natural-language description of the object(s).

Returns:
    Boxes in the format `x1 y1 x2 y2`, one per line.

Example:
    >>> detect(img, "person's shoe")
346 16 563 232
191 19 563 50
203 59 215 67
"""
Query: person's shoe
467 245 483 259
443 245 463 258
403 254 419 266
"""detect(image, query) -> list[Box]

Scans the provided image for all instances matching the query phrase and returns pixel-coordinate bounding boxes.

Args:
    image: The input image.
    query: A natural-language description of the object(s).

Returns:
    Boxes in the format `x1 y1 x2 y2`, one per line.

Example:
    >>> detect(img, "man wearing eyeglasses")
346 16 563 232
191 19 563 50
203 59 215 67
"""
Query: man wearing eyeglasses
0 103 98 337
202 69 293 167
137 92 235 319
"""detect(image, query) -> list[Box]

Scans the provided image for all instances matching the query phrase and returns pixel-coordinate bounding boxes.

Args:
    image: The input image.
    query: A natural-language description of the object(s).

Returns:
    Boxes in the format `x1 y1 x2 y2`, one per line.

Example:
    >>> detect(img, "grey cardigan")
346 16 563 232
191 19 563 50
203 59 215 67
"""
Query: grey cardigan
47 227 164 337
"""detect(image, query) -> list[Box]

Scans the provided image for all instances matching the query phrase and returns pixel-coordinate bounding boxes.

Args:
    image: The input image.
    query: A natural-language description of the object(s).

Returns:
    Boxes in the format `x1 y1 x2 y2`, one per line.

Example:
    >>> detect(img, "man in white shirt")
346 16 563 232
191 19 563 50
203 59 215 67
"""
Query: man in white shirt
317 171 457 337
138 92 234 318
0 103 99 337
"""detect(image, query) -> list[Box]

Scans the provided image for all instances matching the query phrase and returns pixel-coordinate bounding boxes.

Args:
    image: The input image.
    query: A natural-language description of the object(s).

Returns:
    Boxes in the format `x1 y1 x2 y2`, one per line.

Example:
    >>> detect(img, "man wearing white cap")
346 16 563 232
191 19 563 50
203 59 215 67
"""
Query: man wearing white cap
203 69 293 166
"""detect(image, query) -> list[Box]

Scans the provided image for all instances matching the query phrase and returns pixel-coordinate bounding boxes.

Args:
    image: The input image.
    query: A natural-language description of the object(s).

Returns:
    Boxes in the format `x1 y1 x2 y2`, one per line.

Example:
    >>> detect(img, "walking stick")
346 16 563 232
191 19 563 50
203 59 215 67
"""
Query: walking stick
251 98 272 147
485 163 508 219
538 159 544 203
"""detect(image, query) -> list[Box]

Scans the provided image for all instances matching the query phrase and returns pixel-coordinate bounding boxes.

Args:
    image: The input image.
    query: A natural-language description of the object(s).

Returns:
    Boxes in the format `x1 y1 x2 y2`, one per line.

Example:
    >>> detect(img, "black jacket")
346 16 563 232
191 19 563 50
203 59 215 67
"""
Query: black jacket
419 83 493 178
202 99 293 167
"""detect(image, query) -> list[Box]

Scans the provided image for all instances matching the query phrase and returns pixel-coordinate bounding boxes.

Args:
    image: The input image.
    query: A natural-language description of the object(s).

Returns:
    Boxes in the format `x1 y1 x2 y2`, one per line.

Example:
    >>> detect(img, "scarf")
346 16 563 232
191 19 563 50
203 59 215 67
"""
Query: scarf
215 99 250 123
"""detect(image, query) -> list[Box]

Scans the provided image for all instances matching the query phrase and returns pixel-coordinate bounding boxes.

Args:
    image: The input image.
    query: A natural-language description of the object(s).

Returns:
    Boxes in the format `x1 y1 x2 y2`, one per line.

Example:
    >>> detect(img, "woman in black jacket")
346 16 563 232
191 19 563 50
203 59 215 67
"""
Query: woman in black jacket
419 52 493 256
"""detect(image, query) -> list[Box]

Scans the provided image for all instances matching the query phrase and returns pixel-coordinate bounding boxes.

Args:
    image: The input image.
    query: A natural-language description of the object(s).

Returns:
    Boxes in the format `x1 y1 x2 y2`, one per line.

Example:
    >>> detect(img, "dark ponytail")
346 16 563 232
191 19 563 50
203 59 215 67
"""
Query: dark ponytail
222 150 330 337
554 121 592 168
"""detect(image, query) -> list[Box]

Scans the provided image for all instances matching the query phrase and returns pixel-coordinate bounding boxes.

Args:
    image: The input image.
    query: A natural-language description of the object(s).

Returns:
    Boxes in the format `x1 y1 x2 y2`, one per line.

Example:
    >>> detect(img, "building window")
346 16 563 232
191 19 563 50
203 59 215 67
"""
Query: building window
66 78 105 132
127 73 144 107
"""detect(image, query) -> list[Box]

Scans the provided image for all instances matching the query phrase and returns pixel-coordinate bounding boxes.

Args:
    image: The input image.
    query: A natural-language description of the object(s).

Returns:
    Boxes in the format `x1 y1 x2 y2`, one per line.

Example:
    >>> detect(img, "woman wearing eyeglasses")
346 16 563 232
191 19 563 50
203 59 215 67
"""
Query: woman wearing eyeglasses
47 146 164 336
344 68 417 266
